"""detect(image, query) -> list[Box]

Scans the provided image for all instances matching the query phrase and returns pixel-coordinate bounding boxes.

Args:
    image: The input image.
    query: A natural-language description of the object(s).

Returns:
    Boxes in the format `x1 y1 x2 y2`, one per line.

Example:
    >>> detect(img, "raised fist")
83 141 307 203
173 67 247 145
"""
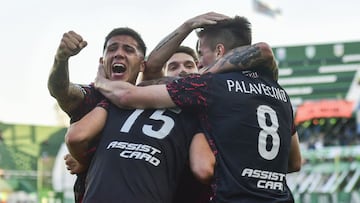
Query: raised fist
55 31 88 61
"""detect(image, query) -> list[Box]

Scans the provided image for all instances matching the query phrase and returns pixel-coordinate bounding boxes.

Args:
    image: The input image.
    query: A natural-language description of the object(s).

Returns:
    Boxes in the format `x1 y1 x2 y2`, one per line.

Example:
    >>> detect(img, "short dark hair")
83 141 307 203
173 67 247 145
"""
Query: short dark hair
196 16 252 51
103 27 147 57
174 46 198 62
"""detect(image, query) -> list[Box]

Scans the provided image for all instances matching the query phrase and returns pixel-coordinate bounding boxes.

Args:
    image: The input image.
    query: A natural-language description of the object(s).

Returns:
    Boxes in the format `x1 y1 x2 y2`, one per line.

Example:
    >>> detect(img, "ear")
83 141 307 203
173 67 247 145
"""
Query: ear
99 57 104 64
215 44 226 58
139 60 146 72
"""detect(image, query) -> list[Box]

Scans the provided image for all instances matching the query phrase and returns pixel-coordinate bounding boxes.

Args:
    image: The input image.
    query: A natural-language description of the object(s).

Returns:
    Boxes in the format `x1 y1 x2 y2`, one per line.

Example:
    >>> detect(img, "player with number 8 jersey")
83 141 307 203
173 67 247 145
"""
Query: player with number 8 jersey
166 71 296 203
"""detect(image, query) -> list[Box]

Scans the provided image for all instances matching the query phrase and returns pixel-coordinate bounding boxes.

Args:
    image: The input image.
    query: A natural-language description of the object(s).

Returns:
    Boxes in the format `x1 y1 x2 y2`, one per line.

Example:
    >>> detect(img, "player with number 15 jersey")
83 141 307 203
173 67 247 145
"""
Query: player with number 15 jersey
82 104 200 203
166 71 295 203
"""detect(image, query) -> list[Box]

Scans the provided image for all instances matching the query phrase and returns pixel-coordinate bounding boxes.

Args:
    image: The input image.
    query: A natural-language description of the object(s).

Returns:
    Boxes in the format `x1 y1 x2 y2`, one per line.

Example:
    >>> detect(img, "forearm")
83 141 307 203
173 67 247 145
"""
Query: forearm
48 58 70 98
288 132 302 173
48 58 83 113
144 23 193 81
65 107 107 165
95 76 135 108
201 42 278 80
96 76 175 109
189 133 215 184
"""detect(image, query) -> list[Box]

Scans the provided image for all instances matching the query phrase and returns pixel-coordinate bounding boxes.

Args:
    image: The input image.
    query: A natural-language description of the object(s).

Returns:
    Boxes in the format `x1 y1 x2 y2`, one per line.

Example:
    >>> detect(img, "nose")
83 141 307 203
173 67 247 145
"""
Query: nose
114 49 125 60
114 54 124 60
179 64 187 72
178 70 188 77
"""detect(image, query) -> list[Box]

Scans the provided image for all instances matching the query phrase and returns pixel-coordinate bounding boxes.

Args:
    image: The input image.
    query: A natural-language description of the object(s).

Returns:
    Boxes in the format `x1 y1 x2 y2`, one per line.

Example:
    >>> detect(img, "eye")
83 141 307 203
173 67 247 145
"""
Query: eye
184 62 196 69
167 63 178 71
107 44 118 52
123 45 136 54
168 65 177 71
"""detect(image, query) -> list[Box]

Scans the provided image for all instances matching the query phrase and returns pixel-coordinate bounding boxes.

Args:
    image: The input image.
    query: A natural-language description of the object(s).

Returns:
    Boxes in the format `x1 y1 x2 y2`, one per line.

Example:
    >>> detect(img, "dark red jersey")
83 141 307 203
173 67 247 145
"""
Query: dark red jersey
167 72 295 203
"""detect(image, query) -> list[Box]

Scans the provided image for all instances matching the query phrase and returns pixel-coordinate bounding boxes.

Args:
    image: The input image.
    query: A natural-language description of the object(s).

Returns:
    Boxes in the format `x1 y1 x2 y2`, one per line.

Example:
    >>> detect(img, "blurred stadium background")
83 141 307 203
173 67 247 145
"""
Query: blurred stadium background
275 41 360 203
0 40 359 203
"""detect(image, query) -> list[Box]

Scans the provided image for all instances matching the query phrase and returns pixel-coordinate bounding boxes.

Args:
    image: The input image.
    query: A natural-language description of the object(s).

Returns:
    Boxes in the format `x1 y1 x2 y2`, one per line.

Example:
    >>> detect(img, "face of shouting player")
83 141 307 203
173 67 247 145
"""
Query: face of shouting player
101 35 145 84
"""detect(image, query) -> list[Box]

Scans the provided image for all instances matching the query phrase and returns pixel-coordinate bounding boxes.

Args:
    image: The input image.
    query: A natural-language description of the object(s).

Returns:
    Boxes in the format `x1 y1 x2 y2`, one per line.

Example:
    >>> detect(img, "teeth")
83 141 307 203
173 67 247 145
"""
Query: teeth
114 64 124 68
112 64 126 73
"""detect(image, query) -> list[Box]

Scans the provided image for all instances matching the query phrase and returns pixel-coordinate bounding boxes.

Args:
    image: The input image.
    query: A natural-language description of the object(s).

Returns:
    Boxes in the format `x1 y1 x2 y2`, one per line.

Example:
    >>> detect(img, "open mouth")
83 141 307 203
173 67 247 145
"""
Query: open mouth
112 64 126 73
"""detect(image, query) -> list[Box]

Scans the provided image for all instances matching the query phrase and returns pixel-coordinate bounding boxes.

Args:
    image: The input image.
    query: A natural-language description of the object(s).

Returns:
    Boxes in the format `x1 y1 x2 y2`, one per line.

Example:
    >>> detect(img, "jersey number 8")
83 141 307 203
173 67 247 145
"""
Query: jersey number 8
256 105 280 160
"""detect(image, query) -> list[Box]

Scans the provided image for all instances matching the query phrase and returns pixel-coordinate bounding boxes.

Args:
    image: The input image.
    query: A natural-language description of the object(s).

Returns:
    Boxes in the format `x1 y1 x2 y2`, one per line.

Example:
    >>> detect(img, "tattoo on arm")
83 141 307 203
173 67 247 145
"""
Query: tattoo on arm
201 44 275 79
154 32 179 51
228 46 264 68
227 45 277 80
48 59 70 94
203 46 263 72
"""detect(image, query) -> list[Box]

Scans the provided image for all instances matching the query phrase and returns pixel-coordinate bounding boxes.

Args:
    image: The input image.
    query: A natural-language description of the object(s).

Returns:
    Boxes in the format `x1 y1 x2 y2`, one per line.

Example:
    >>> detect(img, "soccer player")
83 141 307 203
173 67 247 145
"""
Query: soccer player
95 15 301 203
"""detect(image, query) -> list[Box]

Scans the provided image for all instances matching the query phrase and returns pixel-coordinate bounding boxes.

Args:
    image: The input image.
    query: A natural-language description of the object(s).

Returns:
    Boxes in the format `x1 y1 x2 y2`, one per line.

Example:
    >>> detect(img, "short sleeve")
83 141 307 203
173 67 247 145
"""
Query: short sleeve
69 83 105 123
166 73 213 110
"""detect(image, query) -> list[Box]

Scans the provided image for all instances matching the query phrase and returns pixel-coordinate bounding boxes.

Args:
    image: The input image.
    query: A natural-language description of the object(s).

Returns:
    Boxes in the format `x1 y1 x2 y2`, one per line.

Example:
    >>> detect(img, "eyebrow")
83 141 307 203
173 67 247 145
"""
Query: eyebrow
107 42 144 57
167 61 179 66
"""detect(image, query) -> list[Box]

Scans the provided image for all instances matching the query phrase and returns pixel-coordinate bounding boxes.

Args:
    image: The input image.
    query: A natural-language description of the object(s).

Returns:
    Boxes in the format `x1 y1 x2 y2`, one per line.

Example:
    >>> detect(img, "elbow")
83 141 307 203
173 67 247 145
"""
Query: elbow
65 126 86 150
145 54 159 66
47 79 68 100
257 42 275 65
47 80 56 98
192 163 214 184
142 60 165 81
289 163 302 173
257 42 278 80
144 59 162 73
65 129 89 166
191 156 215 184
65 129 77 149
47 71 59 98
288 158 302 173
257 42 272 56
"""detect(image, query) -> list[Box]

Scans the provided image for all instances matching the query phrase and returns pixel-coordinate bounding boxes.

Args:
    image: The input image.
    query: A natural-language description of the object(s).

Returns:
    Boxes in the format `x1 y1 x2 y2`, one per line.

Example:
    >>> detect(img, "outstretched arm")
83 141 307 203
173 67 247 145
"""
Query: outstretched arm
96 77 174 109
95 64 175 109
200 42 278 81
144 12 230 81
65 106 107 165
48 31 88 114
